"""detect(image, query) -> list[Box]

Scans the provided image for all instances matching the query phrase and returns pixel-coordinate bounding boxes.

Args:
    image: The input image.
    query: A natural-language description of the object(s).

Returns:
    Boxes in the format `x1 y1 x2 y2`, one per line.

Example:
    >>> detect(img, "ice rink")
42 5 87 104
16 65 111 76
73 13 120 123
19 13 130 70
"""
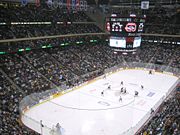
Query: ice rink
21 69 179 135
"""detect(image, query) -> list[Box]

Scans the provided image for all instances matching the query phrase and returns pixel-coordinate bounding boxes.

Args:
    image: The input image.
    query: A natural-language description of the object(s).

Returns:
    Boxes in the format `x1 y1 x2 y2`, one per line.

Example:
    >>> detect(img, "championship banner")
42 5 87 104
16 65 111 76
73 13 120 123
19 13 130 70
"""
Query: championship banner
35 0 40 7
76 0 80 10
141 1 149 9
58 0 63 8
67 0 71 11
53 0 59 8
21 0 28 6
72 0 76 10
84 0 87 11
80 0 84 11
47 0 52 3
47 0 53 8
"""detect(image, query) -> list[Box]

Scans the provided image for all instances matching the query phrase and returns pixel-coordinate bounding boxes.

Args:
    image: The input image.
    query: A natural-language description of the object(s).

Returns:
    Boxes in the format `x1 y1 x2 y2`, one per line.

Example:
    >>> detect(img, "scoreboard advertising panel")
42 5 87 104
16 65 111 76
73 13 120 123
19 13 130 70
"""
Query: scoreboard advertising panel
110 36 142 49
106 15 146 37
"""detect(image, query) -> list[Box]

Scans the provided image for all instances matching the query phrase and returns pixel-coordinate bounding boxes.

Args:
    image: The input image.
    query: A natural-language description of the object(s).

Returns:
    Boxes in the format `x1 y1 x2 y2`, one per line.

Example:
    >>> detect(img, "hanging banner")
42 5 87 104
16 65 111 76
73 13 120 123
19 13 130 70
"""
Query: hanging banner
80 0 84 11
53 0 59 8
76 0 80 11
94 0 98 5
35 0 41 7
67 0 71 11
72 0 76 10
84 0 87 11
58 0 63 8
141 1 149 9
47 0 53 8
21 0 28 6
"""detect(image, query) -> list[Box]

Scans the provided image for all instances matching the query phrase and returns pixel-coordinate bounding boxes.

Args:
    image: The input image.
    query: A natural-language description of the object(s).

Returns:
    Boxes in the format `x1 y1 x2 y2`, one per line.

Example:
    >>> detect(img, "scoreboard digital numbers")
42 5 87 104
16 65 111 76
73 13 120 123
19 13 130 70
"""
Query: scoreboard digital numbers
106 15 146 37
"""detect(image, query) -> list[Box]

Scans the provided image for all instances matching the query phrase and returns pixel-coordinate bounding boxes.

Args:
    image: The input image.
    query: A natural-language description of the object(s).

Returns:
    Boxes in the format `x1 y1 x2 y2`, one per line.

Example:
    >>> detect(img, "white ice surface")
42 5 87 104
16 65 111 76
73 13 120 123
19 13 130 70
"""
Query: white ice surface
21 69 178 135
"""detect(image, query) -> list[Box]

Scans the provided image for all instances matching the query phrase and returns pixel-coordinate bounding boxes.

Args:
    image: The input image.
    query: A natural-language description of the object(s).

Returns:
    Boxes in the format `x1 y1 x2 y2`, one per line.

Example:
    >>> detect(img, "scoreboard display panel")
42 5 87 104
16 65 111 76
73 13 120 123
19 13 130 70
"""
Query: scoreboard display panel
133 37 142 48
110 37 126 48
109 36 142 49
106 15 146 37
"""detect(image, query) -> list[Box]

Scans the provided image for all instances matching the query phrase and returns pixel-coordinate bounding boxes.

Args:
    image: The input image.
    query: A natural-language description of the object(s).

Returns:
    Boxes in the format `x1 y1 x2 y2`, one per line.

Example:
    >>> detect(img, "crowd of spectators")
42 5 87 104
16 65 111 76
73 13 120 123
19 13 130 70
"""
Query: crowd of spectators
136 42 180 69
0 54 52 94
0 3 103 40
23 50 77 86
0 72 39 134
0 23 102 39
0 4 92 22
145 7 180 35
138 91 180 135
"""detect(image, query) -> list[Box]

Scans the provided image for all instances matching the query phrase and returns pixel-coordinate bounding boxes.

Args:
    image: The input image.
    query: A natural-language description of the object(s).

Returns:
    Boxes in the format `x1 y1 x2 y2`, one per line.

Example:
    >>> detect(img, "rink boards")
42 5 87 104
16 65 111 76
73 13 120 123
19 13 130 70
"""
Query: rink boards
21 69 179 135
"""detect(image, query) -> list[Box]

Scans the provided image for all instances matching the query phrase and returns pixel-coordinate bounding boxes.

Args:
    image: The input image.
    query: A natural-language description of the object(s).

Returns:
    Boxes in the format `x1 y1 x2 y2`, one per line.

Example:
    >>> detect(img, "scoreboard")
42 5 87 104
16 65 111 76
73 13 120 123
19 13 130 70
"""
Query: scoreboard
106 14 146 50
106 15 146 37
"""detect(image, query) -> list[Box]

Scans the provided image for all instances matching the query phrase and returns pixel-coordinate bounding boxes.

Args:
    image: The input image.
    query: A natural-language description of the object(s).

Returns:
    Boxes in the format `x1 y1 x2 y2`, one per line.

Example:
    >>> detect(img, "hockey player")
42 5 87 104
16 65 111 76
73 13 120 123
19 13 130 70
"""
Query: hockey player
55 123 62 135
149 70 152 74
108 85 111 89
123 88 127 94
120 87 124 93
119 96 122 102
101 91 104 96
121 81 123 85
135 91 139 96
151 108 154 114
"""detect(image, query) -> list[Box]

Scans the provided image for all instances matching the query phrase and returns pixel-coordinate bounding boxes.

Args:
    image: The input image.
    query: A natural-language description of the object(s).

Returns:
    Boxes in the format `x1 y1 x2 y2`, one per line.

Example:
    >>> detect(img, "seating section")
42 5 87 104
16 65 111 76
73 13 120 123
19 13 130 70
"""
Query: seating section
0 24 102 39
0 4 102 40
0 72 39 135
138 92 180 135
0 6 92 22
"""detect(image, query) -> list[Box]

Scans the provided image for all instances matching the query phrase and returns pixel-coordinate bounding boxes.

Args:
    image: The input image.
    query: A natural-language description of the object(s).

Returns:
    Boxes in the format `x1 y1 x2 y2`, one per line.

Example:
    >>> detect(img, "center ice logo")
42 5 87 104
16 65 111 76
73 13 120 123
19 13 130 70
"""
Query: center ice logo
125 23 137 32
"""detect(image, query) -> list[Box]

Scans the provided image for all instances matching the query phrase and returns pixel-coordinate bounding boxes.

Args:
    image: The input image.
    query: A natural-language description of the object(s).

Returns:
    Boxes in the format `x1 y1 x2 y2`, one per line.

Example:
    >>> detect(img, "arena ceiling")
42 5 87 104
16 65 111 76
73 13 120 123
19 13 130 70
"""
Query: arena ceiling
1 0 109 5
1 0 179 6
